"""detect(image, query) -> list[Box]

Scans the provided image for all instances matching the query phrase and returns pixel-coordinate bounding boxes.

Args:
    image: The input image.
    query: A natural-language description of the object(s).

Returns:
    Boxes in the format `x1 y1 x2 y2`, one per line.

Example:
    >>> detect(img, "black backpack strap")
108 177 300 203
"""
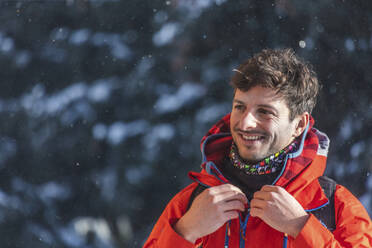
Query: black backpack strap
186 184 208 211
311 175 337 231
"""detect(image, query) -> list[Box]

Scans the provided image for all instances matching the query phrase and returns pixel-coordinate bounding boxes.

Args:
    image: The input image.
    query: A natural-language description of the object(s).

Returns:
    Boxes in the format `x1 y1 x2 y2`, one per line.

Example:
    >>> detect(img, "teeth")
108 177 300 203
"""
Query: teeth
242 135 261 140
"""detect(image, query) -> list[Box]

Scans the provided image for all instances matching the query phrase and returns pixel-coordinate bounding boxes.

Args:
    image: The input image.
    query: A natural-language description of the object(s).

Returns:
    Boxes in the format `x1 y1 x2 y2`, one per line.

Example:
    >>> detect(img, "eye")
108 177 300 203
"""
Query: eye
234 104 245 111
258 108 273 115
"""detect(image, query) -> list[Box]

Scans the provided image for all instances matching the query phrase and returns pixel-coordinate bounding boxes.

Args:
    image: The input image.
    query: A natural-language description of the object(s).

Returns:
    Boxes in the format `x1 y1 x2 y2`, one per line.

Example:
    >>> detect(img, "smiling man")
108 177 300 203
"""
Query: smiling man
144 49 372 247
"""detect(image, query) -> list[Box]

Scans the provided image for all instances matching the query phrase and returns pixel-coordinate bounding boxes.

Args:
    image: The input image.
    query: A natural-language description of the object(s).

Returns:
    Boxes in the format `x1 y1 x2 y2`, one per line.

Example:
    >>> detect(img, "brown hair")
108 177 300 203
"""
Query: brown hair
230 48 320 120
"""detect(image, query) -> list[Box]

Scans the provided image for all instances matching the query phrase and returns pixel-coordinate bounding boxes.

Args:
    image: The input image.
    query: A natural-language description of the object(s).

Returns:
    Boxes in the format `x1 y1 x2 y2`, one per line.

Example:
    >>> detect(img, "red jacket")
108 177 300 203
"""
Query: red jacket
144 114 372 247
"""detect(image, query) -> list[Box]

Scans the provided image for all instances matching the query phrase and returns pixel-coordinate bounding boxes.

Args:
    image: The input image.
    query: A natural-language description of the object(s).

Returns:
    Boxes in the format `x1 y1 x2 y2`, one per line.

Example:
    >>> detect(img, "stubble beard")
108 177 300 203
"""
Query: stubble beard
233 131 273 164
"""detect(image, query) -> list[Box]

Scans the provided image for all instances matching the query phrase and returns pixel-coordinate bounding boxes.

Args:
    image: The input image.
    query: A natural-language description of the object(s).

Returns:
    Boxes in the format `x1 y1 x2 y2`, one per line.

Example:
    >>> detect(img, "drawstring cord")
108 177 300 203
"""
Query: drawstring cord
239 212 249 248
224 210 250 248
224 214 289 248
282 233 288 248
224 220 231 248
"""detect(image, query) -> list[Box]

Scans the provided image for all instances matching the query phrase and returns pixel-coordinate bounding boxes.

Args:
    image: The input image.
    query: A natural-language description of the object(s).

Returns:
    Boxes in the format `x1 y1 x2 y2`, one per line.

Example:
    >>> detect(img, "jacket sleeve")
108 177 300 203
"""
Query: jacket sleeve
292 185 372 247
143 183 202 248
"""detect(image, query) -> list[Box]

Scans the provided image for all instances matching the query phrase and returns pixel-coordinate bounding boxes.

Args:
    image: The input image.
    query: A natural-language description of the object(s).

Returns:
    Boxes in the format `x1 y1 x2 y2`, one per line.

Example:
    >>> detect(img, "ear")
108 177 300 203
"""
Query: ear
293 112 309 138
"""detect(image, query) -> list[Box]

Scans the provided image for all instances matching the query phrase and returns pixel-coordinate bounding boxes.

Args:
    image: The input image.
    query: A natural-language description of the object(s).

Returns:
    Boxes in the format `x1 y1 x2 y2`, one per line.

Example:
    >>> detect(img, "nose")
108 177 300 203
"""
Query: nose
241 111 258 130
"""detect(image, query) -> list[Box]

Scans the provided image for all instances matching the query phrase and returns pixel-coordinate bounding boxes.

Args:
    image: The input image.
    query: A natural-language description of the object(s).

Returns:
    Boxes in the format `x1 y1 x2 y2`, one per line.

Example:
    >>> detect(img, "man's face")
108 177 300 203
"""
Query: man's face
230 86 302 163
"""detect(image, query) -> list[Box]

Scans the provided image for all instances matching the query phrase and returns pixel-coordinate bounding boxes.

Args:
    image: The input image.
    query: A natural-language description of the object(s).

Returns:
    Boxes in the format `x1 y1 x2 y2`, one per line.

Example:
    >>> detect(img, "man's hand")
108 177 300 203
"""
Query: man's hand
250 185 309 238
174 184 248 243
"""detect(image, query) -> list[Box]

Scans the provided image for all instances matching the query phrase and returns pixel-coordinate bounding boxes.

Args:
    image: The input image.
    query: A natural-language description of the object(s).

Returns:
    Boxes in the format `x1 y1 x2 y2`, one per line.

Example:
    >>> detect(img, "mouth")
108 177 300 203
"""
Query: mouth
241 134 263 141
238 132 266 144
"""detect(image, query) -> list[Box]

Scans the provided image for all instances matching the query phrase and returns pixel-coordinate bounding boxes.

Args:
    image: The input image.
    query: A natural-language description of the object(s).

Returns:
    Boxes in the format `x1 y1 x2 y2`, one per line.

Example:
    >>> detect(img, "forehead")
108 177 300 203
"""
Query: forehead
233 86 282 102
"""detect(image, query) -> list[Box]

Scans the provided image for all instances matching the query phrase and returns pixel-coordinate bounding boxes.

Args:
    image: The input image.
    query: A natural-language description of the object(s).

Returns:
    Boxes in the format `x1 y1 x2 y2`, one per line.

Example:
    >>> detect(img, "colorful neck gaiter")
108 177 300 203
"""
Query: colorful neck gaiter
229 140 299 175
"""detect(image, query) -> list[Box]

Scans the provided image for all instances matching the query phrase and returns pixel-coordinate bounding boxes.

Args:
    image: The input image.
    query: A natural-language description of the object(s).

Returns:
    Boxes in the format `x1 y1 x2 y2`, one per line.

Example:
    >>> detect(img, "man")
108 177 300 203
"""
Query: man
144 49 372 247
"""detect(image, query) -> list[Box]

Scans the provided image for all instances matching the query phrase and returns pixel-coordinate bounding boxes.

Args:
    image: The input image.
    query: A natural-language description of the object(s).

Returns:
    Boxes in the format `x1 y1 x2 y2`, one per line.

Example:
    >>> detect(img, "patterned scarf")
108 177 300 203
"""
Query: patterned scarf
229 140 299 175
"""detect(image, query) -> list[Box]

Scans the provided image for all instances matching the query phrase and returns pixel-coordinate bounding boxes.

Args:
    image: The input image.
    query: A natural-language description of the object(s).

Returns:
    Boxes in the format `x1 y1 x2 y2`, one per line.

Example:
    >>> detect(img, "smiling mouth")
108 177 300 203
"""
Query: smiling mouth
239 133 265 142
241 134 263 141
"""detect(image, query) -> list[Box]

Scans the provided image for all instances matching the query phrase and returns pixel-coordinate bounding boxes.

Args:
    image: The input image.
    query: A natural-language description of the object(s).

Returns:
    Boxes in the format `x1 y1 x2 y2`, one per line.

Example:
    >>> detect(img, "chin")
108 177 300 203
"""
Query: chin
239 152 262 164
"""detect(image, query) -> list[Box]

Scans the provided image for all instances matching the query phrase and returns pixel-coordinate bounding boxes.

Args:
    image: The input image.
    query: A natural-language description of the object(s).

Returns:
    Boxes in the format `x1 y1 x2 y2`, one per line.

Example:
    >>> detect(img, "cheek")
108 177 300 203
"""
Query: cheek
273 123 295 141
261 121 276 133
230 112 239 126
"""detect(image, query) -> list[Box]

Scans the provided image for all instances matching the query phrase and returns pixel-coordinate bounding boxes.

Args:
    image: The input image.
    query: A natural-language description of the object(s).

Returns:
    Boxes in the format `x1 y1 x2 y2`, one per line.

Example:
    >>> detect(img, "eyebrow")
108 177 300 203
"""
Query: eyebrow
233 99 245 105
257 104 278 114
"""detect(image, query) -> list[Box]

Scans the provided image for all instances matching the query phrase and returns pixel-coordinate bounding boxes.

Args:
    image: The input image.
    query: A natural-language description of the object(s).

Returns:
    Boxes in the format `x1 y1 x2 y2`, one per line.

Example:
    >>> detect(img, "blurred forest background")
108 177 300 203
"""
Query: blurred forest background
0 0 371 247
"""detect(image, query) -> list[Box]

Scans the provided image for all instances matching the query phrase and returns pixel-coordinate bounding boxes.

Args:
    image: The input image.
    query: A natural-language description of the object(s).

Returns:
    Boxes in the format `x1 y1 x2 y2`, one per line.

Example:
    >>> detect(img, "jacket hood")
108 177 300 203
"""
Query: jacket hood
189 113 331 210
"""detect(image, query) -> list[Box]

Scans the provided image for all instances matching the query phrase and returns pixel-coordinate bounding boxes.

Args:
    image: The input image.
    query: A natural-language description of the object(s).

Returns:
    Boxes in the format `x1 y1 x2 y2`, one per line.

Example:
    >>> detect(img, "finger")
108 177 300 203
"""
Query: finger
211 184 244 194
253 190 271 201
220 190 248 204
224 210 239 221
208 185 247 204
250 198 266 210
222 199 246 212
260 185 280 192
217 193 248 206
250 207 264 218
